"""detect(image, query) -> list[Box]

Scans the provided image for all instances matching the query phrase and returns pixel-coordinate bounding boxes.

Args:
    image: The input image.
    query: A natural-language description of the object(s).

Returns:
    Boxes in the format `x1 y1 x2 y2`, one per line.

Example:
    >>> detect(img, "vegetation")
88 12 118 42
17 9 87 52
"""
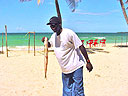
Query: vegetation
20 0 128 24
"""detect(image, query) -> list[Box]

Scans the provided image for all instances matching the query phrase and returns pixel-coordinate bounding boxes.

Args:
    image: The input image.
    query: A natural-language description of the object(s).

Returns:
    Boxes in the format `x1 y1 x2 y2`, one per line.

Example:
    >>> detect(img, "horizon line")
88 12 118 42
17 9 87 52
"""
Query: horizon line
0 32 128 34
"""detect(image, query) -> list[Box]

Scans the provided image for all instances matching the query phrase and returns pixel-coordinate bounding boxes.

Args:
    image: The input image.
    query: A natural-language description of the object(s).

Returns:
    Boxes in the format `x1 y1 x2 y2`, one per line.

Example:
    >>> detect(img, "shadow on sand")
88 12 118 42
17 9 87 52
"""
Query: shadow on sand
86 48 109 54
114 45 128 48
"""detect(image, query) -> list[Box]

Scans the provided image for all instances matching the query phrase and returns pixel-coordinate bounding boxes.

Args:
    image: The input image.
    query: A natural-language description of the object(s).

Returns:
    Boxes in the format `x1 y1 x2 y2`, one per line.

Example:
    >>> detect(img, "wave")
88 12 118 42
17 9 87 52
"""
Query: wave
93 37 106 39
80 37 88 39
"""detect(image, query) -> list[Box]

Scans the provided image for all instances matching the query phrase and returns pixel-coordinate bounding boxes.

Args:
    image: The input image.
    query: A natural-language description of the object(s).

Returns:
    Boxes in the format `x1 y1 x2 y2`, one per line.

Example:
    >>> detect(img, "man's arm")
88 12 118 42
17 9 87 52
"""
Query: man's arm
55 0 62 25
79 44 93 72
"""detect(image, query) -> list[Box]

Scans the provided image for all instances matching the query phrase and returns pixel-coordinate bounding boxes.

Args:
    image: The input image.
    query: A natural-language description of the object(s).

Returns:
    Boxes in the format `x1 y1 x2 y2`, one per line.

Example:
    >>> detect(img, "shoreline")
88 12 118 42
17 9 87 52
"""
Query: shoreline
1 43 128 55
0 42 127 49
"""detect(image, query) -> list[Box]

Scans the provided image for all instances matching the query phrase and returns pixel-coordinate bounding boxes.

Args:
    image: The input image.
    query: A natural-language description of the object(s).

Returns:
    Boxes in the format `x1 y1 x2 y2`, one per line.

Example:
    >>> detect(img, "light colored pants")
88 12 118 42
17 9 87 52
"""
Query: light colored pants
62 67 85 96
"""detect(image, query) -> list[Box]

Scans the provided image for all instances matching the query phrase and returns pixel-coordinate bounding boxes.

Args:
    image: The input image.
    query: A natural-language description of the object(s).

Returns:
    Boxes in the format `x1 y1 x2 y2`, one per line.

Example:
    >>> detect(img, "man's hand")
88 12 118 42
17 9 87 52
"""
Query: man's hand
79 45 93 72
41 37 51 47
41 37 45 43
86 62 93 72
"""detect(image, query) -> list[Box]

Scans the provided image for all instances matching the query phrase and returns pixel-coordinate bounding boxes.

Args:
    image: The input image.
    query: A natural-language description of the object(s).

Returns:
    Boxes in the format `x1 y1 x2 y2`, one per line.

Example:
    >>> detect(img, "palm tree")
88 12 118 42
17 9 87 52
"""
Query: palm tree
20 0 81 12
20 0 81 25
20 0 128 24
119 0 128 24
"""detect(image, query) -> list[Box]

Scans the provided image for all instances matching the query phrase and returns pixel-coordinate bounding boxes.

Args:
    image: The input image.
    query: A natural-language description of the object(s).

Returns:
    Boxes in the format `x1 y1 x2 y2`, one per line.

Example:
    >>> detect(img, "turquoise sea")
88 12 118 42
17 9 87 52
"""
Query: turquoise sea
0 32 128 47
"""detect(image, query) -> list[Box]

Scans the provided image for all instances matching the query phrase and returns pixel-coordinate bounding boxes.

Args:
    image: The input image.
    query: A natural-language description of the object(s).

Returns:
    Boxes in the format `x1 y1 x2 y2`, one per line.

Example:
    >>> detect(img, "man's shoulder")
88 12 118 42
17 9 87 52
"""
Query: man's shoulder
51 33 56 36
62 28 75 35
63 28 73 32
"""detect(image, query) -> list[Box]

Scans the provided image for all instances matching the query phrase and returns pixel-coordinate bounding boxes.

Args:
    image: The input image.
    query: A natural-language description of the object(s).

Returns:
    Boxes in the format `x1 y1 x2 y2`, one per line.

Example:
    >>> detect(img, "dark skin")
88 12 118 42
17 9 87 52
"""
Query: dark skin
50 23 62 36
79 44 93 72
42 0 93 72
42 24 93 72
55 0 93 72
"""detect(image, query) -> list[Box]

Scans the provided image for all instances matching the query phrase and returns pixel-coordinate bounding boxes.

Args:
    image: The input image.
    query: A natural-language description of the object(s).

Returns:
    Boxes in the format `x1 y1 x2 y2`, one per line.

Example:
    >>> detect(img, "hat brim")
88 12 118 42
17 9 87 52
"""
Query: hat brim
46 23 51 25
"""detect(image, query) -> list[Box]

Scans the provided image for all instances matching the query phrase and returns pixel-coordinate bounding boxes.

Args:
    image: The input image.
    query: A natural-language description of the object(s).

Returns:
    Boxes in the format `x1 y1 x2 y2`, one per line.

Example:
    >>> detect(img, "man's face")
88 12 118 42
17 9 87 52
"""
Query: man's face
50 23 62 36
50 23 58 32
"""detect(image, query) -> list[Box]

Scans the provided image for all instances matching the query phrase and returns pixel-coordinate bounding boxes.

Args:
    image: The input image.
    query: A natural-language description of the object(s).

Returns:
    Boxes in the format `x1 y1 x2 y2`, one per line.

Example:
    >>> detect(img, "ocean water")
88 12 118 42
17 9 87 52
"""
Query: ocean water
0 32 128 47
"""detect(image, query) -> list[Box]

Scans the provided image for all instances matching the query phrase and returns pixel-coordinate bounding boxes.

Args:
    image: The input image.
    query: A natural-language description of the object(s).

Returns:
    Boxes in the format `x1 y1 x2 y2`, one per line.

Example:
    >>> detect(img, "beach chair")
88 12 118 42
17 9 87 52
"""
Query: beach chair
100 39 106 47
86 40 93 48
81 40 84 44
93 39 99 47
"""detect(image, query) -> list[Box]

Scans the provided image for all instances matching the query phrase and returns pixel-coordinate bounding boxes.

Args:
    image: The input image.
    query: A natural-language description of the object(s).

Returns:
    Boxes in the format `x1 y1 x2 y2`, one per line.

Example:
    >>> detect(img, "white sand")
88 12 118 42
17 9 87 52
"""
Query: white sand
0 43 128 96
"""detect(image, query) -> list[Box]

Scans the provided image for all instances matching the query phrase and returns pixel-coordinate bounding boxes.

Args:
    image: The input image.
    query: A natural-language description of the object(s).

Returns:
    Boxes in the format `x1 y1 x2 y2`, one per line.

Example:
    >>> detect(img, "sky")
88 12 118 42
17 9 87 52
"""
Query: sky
0 0 128 33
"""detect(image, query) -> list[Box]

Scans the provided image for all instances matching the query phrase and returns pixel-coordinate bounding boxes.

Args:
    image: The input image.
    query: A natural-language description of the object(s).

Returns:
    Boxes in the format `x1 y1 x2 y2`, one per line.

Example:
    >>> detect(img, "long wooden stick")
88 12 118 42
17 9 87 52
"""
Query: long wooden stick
121 36 123 46
28 32 30 53
27 32 35 55
115 38 116 46
126 36 127 46
5 25 8 57
2 32 4 54
34 32 35 56
44 37 48 78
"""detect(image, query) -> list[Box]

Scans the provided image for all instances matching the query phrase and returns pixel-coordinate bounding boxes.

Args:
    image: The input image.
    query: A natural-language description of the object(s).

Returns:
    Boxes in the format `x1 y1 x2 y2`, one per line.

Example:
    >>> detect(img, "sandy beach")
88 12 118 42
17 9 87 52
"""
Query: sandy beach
0 43 128 96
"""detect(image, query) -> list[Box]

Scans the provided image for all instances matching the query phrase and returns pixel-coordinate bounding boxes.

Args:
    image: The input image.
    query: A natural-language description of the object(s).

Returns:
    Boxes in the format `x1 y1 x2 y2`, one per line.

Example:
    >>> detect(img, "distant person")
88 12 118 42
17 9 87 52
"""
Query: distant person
42 0 93 96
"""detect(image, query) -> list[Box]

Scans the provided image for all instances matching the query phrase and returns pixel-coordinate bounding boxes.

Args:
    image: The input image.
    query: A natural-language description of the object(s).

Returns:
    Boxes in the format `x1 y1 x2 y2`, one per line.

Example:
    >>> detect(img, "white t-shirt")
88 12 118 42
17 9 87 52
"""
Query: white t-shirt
49 28 85 74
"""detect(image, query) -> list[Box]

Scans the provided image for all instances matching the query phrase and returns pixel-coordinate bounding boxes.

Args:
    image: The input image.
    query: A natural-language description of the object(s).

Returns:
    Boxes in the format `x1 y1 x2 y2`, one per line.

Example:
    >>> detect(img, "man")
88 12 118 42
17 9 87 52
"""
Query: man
42 16 93 96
